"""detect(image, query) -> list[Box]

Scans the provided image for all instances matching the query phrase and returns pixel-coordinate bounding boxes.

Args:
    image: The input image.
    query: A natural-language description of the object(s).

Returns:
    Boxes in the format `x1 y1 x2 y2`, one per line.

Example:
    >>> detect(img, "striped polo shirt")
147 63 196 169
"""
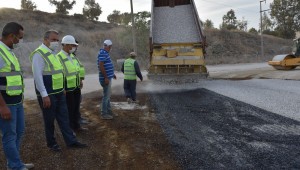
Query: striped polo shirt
98 49 114 82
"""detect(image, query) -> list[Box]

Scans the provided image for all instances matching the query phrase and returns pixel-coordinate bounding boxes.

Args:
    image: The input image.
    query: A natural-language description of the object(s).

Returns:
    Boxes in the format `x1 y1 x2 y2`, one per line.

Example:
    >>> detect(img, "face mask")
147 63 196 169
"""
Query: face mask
49 41 59 52
74 47 78 54
69 47 76 54
13 43 20 49
109 47 112 52
11 37 23 49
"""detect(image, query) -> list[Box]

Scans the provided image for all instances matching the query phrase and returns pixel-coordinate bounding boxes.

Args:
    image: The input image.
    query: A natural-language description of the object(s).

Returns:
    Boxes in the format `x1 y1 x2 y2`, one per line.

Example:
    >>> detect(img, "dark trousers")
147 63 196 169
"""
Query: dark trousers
123 79 137 101
37 92 77 147
66 88 81 130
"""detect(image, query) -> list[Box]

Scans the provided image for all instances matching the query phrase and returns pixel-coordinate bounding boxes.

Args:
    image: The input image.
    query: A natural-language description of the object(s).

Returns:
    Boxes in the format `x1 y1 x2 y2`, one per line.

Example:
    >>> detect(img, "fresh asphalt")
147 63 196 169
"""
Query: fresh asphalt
150 88 300 169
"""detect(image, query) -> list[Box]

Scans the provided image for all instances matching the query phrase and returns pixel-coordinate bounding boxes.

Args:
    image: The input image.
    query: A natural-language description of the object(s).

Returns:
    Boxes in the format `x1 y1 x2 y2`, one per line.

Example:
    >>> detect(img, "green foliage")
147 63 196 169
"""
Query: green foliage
134 11 151 30
107 10 122 25
261 12 273 31
263 29 279 37
221 9 237 30
248 28 258 34
237 17 248 31
21 0 37 11
110 10 151 66
203 19 214 29
48 0 76 15
270 0 300 39
82 0 102 21
107 10 151 29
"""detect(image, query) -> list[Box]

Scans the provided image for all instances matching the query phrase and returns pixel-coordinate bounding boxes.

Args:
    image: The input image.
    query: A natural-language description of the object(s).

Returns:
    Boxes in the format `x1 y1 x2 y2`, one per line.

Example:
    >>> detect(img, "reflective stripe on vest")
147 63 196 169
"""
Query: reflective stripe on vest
124 58 136 80
0 45 23 96
74 56 85 79
29 47 64 94
57 51 80 90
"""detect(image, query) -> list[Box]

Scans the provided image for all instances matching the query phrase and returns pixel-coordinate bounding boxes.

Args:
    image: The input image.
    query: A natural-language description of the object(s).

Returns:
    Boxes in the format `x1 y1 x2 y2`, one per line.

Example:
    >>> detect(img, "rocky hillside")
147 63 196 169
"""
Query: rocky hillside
205 29 292 65
0 8 293 77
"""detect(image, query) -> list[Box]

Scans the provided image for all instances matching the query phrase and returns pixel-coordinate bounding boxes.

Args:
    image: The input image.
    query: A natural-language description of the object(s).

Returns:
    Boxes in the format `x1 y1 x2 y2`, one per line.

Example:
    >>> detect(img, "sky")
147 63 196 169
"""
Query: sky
0 0 271 30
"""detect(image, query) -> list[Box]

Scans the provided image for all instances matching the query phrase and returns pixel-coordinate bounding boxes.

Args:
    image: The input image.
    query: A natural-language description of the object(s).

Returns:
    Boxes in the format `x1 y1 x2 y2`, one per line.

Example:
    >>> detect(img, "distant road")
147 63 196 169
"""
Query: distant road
207 62 300 80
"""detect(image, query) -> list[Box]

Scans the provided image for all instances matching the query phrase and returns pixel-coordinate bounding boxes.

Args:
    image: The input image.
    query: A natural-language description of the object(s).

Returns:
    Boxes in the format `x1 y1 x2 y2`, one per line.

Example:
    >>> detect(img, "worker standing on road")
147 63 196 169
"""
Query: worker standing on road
30 30 87 152
121 52 143 103
98 39 116 120
56 35 87 133
0 22 34 170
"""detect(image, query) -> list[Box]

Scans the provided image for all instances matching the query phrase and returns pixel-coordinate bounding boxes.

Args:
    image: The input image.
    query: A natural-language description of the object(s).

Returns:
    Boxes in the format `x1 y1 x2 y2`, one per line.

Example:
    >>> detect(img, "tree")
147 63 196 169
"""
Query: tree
82 0 102 21
221 9 237 30
203 19 214 29
21 0 37 10
134 11 151 30
270 0 300 39
107 10 122 25
237 17 248 31
248 28 258 34
48 0 76 15
121 12 132 25
261 12 273 31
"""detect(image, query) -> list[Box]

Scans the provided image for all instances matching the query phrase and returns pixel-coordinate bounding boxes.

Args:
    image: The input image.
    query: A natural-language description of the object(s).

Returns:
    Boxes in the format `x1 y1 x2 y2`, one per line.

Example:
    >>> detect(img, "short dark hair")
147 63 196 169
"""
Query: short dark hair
2 22 24 38
43 30 59 39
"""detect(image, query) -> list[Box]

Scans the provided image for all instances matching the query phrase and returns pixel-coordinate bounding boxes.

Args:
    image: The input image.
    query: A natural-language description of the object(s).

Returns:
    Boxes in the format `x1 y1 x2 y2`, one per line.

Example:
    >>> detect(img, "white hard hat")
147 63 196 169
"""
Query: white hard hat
104 39 112 46
61 35 78 45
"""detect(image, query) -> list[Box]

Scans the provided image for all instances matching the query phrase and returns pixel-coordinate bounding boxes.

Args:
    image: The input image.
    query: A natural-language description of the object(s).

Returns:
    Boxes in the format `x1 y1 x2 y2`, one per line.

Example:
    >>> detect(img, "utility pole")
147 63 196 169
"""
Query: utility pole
260 0 266 59
130 0 137 55
259 0 270 60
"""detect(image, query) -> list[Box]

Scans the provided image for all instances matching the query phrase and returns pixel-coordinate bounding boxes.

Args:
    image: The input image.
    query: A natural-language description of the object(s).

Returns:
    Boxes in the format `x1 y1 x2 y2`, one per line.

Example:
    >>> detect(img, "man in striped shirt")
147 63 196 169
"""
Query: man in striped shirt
98 40 116 120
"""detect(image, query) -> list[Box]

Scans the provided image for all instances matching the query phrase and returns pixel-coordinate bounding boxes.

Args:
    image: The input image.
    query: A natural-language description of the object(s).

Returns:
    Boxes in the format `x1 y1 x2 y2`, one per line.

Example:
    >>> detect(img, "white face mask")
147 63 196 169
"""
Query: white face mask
12 39 23 49
49 41 59 52
69 47 76 54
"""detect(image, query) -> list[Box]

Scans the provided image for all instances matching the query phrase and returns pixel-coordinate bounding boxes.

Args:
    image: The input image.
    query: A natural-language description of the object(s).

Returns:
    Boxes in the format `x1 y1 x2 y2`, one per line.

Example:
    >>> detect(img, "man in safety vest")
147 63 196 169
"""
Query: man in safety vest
30 30 87 152
73 40 89 125
0 22 34 170
56 35 87 133
121 52 143 103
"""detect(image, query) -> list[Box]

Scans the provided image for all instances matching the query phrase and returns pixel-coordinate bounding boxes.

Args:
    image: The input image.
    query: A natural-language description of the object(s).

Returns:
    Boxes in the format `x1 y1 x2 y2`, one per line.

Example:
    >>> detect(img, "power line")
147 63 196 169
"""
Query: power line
198 0 269 15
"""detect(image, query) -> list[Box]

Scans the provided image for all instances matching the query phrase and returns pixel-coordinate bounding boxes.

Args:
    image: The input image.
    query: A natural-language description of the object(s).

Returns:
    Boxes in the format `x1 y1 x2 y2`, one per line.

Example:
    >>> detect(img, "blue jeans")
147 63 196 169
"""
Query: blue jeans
37 92 77 147
100 80 112 116
0 103 25 170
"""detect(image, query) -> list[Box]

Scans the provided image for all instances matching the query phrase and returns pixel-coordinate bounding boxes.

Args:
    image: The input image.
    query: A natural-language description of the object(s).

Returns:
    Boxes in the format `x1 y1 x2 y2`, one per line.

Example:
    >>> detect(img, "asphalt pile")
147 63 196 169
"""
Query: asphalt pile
152 4 201 44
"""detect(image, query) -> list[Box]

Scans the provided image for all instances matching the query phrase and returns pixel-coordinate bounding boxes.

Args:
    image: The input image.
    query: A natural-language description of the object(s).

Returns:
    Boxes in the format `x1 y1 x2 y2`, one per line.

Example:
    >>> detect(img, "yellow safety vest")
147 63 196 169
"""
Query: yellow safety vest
0 44 23 97
57 51 80 91
74 56 85 80
29 46 64 95
124 58 137 80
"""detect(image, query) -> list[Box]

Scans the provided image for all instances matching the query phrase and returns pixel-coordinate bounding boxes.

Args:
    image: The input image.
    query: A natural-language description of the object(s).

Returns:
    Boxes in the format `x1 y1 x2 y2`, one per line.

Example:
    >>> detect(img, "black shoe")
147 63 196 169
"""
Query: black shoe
49 144 62 152
68 142 88 148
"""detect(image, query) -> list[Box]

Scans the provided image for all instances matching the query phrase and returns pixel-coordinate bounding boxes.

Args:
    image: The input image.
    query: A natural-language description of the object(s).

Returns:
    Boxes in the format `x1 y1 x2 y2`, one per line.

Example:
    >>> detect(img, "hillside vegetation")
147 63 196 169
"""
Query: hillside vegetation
0 8 293 77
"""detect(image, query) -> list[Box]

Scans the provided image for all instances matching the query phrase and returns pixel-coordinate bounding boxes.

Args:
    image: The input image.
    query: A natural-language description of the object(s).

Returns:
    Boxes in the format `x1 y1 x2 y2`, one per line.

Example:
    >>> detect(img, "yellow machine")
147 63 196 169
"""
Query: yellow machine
268 38 300 70
148 0 208 83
